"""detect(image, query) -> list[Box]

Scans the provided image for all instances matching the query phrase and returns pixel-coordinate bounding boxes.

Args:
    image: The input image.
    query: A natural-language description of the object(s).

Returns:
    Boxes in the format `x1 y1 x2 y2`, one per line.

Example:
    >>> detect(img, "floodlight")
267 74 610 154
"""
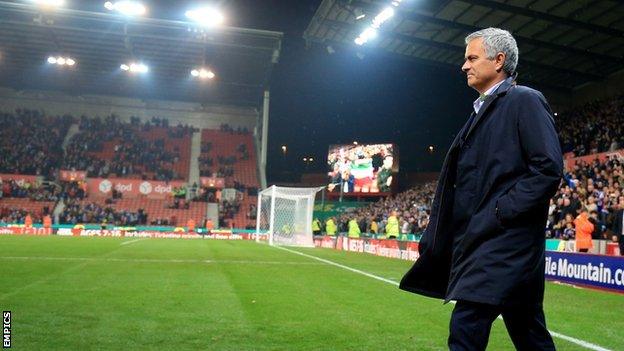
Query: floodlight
372 7 394 28
47 56 57 64
185 7 224 27
120 64 130 71
129 63 148 73
199 69 215 79
354 27 377 46
33 0 64 7
66 58 75 66
191 68 215 79
56 57 66 65
104 1 146 16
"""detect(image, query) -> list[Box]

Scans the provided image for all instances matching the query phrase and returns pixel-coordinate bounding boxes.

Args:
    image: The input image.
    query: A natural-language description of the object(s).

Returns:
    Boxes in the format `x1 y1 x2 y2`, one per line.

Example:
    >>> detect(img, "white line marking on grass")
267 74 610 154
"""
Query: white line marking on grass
548 332 612 351
274 246 400 287
120 238 146 246
274 245 613 351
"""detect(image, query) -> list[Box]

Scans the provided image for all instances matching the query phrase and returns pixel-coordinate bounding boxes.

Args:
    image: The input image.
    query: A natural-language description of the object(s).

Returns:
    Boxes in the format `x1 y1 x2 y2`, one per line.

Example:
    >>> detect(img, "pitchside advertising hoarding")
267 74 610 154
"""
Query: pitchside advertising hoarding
314 236 419 261
327 143 398 194
545 251 624 293
0 226 52 235
316 236 624 294
55 228 266 240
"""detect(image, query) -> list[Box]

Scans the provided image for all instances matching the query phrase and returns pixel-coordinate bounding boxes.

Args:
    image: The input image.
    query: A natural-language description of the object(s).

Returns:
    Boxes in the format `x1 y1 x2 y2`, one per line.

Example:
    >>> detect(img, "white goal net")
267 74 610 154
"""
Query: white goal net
255 185 323 247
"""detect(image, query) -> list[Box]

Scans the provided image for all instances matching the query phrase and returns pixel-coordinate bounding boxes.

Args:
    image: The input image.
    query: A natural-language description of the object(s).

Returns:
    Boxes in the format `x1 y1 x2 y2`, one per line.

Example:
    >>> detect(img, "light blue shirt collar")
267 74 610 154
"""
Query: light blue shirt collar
473 79 505 114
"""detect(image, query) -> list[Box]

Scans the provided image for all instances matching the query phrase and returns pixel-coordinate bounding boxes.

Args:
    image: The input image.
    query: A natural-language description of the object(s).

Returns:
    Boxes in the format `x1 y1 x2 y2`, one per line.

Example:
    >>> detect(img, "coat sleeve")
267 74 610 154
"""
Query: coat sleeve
496 90 563 221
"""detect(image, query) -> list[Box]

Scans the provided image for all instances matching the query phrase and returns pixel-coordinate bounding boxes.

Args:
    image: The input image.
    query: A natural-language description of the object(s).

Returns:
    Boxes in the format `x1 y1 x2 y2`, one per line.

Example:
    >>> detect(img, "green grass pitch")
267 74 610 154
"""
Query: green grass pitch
1 235 622 350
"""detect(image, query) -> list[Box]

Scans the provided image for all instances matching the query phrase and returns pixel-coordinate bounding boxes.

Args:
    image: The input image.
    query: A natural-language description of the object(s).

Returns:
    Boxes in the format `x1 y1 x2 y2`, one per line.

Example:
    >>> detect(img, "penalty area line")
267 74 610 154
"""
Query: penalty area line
274 245 613 351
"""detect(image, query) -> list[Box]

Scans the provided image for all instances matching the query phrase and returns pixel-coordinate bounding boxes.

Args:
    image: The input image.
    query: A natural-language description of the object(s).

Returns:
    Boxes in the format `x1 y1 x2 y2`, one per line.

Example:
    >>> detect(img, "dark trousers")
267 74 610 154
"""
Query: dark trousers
448 300 555 351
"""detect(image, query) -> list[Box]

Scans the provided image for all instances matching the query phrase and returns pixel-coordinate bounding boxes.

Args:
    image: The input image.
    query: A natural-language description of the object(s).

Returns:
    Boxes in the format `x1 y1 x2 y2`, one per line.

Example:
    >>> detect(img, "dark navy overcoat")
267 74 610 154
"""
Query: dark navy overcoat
400 77 563 306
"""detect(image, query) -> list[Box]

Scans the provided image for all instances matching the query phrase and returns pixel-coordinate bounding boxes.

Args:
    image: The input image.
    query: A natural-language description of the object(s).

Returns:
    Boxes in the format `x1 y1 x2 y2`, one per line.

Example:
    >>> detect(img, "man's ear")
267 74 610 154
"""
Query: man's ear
495 52 506 72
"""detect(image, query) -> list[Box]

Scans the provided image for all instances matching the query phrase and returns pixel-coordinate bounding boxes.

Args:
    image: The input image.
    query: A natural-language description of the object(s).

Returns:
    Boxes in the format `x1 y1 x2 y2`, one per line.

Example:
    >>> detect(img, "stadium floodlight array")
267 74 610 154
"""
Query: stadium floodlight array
354 0 402 45
190 68 216 79
185 7 224 27
32 0 64 7
47 56 76 66
256 186 323 247
120 62 148 73
104 1 146 16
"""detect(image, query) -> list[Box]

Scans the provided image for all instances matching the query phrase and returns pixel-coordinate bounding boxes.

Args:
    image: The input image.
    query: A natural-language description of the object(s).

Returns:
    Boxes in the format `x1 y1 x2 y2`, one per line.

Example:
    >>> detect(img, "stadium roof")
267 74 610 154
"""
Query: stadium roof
304 0 624 92
0 1 283 106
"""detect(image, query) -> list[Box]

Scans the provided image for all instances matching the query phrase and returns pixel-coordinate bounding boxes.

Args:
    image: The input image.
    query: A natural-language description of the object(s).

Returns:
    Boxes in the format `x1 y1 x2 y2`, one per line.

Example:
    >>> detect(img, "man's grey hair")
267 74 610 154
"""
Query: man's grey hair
465 27 518 76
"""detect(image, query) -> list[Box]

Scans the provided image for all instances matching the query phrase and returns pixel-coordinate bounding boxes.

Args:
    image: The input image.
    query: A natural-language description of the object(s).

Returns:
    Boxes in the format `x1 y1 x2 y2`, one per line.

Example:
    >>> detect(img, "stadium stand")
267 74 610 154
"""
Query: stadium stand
199 125 259 229
0 111 215 227
200 125 257 187
63 115 192 181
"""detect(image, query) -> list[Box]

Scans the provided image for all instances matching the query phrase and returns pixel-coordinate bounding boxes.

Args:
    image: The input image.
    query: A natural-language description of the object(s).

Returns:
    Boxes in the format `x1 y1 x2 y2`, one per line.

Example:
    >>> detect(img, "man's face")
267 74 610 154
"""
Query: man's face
462 38 503 93
383 156 393 169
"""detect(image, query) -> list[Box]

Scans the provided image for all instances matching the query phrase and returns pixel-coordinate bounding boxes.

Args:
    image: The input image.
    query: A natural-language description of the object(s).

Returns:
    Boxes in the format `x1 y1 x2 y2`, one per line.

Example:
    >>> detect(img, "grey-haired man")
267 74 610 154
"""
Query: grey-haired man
400 28 562 350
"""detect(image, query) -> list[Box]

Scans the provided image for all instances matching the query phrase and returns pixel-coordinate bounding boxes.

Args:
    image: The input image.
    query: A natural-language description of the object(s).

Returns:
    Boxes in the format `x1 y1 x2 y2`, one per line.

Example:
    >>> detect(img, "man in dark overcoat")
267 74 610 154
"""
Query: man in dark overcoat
400 28 563 350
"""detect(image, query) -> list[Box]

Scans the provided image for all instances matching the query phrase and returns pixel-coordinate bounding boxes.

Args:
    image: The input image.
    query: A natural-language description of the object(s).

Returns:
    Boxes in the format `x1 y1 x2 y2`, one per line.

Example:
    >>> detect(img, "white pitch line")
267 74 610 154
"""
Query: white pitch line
274 245 613 351
120 238 146 246
274 245 400 286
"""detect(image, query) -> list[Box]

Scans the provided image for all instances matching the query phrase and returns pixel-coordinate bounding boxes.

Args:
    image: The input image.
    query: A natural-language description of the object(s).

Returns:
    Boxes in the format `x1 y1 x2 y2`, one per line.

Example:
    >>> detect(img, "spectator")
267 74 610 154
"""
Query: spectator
574 209 594 253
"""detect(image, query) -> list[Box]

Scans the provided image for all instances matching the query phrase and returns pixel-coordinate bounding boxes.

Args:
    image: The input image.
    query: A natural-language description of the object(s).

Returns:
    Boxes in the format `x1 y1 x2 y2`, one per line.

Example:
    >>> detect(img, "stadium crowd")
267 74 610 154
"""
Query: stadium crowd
59 198 147 226
0 109 73 178
319 182 435 237
557 94 624 156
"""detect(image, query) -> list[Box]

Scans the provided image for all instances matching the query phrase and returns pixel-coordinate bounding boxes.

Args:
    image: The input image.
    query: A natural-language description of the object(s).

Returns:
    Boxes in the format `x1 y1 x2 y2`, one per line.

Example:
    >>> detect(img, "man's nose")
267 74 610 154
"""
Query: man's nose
461 61 470 73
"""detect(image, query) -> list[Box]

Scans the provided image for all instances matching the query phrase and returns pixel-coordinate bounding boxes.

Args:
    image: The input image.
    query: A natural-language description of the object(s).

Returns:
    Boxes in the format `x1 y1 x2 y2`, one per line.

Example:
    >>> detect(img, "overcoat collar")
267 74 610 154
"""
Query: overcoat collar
462 76 515 142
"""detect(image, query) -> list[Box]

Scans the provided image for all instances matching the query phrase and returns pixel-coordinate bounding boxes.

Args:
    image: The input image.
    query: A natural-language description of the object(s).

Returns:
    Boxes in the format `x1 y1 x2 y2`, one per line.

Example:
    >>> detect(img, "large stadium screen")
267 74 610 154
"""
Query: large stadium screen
327 143 398 194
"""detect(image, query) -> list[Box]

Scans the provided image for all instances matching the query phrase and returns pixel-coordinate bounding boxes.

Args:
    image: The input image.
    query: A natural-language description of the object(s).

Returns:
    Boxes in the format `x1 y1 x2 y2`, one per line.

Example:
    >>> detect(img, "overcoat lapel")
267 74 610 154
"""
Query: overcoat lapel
463 77 514 141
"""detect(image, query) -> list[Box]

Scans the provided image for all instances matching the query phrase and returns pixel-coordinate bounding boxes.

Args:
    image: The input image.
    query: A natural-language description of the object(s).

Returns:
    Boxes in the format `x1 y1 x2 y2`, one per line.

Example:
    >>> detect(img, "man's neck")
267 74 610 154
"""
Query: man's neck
477 76 507 95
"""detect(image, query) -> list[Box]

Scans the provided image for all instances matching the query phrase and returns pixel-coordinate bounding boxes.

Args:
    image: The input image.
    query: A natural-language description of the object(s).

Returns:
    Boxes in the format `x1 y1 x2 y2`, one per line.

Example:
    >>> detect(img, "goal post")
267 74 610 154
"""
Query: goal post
255 185 323 247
